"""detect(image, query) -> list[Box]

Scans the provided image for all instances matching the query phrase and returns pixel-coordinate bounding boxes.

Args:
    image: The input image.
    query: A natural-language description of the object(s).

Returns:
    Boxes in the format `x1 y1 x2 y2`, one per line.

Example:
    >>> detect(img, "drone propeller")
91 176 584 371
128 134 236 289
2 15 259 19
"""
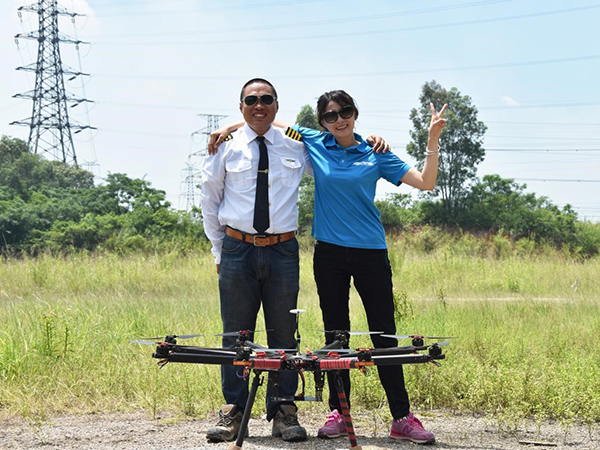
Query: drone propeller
321 330 384 336
310 347 355 355
255 348 298 354
216 329 271 337
138 334 202 341
130 333 203 346
381 334 457 340
130 339 169 346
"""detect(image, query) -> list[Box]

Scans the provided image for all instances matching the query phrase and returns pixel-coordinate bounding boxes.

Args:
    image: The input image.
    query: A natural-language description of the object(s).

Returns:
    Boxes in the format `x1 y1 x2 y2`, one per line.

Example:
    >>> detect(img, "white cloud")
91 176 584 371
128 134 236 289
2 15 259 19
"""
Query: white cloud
501 95 519 106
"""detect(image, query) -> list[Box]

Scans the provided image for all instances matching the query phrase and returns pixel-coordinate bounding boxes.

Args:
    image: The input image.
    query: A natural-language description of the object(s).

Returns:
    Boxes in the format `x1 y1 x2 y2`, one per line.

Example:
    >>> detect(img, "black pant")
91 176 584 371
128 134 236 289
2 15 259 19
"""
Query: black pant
313 241 410 419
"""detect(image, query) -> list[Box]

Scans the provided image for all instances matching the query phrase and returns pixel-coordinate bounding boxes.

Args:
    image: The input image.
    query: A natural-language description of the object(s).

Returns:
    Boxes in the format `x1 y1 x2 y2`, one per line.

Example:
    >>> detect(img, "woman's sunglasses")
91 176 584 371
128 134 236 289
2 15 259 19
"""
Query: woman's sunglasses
243 94 276 106
322 105 355 124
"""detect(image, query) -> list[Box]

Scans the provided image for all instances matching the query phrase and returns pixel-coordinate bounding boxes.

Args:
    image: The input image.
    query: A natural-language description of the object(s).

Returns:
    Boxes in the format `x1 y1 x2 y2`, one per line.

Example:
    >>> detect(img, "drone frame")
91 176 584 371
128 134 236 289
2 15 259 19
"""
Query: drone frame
138 312 448 450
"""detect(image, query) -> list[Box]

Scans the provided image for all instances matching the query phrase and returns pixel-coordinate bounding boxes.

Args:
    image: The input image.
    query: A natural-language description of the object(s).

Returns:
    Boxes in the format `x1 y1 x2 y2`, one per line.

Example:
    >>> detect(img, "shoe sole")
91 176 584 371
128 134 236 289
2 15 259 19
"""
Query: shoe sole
318 431 348 439
206 428 249 442
273 428 308 442
390 434 435 444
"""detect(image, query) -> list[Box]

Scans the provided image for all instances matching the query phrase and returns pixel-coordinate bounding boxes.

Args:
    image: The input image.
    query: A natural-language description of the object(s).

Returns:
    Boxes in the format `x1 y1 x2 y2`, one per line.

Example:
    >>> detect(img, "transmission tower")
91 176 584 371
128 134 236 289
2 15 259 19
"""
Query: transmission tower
10 0 95 165
191 113 229 157
179 114 227 211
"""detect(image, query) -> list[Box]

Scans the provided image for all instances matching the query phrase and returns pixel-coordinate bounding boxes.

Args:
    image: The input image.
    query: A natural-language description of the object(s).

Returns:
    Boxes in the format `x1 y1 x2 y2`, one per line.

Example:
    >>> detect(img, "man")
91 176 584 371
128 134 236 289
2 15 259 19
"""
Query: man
201 78 311 443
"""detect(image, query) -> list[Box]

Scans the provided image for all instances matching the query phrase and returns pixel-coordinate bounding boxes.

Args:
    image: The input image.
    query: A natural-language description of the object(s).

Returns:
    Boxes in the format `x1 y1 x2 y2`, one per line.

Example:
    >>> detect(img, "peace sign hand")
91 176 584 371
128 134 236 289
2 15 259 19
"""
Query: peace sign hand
429 102 448 142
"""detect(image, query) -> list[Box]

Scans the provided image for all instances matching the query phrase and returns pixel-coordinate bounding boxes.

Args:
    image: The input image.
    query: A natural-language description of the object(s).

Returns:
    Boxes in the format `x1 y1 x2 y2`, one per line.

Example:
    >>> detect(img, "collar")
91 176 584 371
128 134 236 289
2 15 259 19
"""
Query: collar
323 132 370 153
242 123 276 145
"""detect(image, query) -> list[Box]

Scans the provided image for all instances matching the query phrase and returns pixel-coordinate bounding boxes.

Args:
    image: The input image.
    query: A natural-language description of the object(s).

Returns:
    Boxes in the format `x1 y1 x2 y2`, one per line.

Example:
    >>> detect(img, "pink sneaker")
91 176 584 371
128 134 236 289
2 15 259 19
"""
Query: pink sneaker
390 412 435 444
317 409 347 439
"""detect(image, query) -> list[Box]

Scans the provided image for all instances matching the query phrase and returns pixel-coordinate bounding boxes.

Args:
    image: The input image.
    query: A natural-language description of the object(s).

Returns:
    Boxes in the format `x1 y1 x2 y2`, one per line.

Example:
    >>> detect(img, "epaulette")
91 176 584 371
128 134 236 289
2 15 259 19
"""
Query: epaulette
284 127 302 142
223 134 233 142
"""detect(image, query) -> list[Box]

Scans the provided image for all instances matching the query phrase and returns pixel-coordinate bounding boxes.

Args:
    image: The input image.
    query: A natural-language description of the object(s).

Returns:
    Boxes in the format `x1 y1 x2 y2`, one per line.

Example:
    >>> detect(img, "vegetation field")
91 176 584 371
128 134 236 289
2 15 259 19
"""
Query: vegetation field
1 235 599 429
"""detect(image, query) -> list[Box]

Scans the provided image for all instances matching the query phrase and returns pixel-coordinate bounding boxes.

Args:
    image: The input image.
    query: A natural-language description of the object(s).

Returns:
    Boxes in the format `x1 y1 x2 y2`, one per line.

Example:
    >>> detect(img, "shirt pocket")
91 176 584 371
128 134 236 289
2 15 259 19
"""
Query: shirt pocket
225 158 253 190
280 157 303 188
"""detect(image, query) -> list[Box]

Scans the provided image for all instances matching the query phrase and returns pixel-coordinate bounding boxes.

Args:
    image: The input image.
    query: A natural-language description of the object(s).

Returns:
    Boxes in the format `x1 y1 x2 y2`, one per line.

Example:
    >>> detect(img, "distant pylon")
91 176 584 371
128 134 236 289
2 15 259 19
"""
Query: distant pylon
180 114 228 212
180 160 199 213
191 113 228 157
10 0 95 165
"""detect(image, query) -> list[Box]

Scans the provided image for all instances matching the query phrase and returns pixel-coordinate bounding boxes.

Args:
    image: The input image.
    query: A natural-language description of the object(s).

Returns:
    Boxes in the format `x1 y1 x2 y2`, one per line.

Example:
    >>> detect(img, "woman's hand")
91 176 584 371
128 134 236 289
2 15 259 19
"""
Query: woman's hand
207 128 230 155
428 102 448 143
366 135 391 153
207 121 244 154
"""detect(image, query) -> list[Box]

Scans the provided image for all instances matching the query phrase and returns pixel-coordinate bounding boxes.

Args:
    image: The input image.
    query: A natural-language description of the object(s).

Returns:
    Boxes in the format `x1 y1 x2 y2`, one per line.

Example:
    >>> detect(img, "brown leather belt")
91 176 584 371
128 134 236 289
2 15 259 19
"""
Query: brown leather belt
225 226 296 247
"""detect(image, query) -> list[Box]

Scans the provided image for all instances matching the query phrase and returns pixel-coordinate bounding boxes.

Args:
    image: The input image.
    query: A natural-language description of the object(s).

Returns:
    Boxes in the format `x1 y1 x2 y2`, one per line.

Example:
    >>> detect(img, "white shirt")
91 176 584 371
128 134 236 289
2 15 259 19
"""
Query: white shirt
201 124 313 264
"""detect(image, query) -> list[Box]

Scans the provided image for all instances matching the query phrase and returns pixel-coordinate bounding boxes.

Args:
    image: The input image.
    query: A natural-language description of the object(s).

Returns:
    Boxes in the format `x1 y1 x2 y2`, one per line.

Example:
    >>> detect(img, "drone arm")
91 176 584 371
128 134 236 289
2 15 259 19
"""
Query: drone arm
236 359 283 370
319 359 373 370
370 353 444 365
156 352 235 365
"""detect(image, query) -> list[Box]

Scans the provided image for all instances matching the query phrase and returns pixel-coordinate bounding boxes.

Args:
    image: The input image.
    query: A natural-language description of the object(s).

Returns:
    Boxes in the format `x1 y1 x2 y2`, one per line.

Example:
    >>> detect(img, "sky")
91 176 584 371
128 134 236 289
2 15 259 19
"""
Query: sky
1 0 599 220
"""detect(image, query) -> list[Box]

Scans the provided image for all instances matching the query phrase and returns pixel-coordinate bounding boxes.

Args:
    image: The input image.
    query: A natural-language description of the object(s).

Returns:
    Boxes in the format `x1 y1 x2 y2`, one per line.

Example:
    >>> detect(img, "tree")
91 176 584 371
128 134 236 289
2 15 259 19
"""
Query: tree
462 174 578 246
0 135 205 254
406 81 487 221
295 105 318 232
296 104 320 130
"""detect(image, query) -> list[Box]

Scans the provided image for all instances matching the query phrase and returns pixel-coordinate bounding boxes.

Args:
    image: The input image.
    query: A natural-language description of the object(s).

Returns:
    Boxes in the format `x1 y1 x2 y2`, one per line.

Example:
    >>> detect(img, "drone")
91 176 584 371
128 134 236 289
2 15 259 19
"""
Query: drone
133 309 452 450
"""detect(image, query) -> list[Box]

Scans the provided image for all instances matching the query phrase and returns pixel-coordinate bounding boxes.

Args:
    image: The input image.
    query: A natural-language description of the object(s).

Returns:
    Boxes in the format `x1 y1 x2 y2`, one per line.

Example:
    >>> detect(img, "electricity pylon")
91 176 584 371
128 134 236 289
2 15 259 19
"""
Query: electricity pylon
10 0 95 165
180 114 227 212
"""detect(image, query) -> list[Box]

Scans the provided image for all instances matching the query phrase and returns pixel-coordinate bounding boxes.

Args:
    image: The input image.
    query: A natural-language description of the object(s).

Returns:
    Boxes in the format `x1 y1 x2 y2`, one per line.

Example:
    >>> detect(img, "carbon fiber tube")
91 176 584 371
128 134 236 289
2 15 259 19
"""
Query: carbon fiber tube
157 352 235 365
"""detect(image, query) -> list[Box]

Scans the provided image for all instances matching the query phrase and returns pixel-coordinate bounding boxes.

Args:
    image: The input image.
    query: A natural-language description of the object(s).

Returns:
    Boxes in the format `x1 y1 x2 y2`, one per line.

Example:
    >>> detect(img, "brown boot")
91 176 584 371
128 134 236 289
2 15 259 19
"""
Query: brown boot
272 405 307 442
206 404 246 442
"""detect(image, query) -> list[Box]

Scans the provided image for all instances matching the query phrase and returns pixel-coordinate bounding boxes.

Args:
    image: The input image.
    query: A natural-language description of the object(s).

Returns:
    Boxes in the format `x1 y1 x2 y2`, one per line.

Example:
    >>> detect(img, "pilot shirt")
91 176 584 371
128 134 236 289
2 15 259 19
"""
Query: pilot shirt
293 125 410 249
201 124 312 264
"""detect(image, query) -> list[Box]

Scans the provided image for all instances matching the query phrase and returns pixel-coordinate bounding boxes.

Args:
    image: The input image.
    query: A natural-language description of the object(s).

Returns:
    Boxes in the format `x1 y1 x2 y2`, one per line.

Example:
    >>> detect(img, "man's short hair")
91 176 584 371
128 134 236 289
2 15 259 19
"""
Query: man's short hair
240 78 278 101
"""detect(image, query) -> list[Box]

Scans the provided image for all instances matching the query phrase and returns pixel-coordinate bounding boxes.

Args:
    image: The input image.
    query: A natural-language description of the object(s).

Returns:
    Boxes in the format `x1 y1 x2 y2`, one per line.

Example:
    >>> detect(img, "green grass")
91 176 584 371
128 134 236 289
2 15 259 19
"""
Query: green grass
0 243 599 425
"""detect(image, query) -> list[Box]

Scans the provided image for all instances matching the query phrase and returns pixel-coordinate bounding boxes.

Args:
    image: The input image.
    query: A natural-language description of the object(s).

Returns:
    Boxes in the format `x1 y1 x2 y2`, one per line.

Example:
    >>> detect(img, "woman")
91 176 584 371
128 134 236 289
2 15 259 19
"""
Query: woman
211 90 446 444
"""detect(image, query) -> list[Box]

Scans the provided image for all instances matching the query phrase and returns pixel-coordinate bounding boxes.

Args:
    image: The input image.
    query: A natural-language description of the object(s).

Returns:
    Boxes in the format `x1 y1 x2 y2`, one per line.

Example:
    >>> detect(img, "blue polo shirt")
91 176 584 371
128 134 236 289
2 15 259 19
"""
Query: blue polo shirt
294 126 411 249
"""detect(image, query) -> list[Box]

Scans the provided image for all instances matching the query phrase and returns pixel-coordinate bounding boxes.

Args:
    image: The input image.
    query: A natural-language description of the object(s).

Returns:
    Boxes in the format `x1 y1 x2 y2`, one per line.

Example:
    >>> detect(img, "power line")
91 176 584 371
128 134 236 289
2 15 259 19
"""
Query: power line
475 101 600 110
93 54 600 81
88 101 600 129
89 0 510 38
99 127 190 139
484 134 600 142
92 0 328 16
70 0 99 176
361 99 600 117
484 121 600 127
89 3 599 45
513 178 600 183
485 148 600 152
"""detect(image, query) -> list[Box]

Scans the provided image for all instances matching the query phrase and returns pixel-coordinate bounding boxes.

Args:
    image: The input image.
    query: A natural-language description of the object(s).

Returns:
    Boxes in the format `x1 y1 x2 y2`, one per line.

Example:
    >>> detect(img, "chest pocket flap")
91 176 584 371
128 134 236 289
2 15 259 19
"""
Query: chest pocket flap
280 157 302 187
226 159 253 189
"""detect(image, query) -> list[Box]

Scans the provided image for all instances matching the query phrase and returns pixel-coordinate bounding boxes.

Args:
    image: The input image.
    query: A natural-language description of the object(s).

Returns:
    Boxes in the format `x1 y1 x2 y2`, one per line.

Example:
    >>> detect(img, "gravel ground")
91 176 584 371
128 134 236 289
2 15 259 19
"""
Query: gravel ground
1 410 598 450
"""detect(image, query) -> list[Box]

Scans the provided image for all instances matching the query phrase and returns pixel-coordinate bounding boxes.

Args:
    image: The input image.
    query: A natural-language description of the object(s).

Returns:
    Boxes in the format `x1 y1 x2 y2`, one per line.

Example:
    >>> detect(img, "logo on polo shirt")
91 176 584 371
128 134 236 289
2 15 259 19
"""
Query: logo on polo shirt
352 161 374 166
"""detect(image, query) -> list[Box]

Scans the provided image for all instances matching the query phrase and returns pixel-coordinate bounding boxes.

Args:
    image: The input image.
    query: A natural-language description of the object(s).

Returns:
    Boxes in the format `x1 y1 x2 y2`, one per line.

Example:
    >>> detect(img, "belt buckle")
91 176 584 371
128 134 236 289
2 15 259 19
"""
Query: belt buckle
253 234 268 246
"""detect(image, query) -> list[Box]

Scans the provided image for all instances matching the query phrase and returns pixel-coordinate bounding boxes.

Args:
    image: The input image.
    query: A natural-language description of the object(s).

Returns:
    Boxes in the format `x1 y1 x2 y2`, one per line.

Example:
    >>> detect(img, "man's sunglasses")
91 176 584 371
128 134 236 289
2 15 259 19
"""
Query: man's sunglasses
243 94 277 106
322 105 355 124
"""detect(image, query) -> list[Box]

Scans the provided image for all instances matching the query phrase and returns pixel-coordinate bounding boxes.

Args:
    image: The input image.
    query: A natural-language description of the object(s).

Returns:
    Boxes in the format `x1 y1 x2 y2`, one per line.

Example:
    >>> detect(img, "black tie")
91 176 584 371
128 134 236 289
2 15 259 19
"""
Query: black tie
253 136 269 233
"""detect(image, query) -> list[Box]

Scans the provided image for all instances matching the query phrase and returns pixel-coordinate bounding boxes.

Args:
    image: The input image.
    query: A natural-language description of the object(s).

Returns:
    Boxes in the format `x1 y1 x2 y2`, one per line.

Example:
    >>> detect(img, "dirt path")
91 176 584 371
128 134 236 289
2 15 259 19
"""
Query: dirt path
1 410 597 450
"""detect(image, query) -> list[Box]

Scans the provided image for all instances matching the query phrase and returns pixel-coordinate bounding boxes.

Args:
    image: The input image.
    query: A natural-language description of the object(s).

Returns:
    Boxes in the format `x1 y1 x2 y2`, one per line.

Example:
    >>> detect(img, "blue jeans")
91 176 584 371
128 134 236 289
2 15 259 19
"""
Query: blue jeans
219 234 300 420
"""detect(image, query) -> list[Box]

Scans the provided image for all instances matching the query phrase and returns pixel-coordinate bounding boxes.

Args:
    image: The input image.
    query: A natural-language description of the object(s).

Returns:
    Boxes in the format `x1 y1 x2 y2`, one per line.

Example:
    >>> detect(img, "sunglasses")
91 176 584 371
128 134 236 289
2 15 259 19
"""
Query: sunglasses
322 105 355 124
243 94 277 106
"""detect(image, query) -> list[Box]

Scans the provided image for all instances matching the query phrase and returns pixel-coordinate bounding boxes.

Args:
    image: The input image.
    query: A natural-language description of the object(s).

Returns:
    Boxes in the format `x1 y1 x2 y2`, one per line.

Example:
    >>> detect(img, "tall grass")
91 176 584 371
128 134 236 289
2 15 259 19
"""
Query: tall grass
0 234 599 424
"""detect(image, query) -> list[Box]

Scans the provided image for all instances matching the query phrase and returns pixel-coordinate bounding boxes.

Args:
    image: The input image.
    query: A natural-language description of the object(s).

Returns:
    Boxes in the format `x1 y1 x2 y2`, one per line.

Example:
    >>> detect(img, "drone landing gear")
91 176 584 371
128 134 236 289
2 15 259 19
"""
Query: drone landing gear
228 370 263 450
333 372 362 450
